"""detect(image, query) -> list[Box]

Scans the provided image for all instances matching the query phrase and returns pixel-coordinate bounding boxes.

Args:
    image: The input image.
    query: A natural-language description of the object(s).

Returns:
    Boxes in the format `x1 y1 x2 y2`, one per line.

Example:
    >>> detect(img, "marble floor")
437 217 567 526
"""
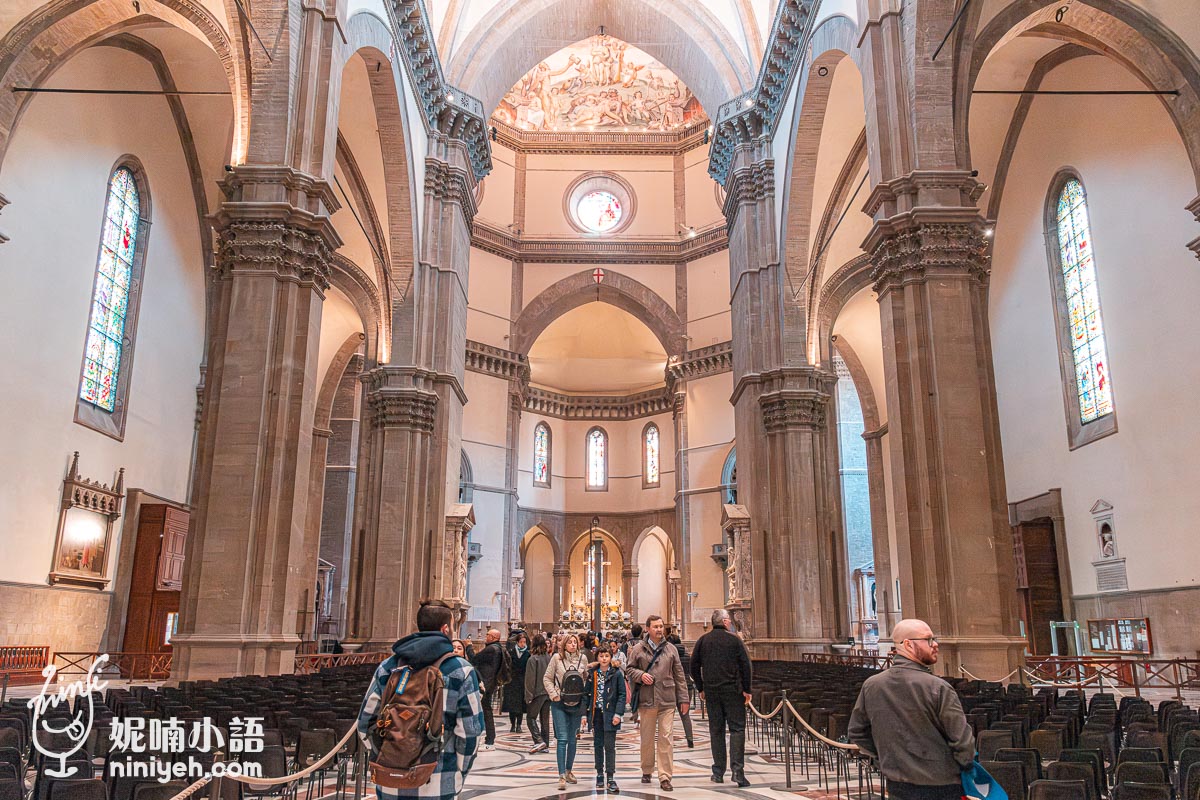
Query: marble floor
457 714 864 800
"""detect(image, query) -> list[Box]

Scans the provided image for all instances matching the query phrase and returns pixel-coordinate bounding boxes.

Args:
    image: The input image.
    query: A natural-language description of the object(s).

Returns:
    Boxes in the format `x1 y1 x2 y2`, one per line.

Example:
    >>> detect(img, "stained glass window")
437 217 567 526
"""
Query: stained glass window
1055 178 1113 424
534 423 551 486
644 424 660 486
81 167 140 412
587 428 607 489
577 190 622 233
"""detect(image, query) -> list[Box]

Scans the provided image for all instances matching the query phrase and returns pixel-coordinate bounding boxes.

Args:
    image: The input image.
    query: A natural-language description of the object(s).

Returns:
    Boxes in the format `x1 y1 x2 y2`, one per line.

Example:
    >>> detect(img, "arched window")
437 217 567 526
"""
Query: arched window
642 423 660 487
586 427 608 491
721 447 737 504
533 422 551 488
1047 173 1117 448
76 161 149 439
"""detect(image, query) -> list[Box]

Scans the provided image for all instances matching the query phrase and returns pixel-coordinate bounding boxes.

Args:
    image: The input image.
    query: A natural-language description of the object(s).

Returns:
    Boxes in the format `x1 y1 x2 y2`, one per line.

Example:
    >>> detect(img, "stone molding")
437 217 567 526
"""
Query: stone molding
425 156 478 228
666 340 733 387
464 340 529 383
867 218 990 295
490 118 710 156
470 221 728 264
361 367 441 431
215 222 336 292
387 0 491 178
721 155 774 228
525 386 673 421
465 339 732 418
862 169 986 219
0 192 8 243
760 392 827 431
709 0 816 184
1188 195 1200 260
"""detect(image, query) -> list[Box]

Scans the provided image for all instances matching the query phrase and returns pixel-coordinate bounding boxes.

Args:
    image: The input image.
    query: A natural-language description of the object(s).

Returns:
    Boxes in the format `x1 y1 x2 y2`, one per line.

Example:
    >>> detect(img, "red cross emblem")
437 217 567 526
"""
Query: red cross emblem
592 268 606 284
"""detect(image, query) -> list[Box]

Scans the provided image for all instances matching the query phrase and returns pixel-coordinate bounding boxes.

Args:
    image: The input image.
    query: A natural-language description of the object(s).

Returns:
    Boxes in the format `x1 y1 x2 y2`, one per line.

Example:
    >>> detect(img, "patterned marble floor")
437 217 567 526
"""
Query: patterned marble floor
457 715 858 800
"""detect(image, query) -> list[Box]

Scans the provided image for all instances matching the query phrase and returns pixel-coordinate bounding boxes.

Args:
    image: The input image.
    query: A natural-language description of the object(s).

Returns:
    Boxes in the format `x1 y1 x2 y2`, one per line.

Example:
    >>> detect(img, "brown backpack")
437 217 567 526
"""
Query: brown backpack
369 653 454 789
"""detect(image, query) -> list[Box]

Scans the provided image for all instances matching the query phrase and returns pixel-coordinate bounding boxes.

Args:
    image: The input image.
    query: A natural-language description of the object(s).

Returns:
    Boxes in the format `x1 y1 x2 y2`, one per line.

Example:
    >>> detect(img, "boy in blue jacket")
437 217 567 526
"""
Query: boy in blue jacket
584 646 627 794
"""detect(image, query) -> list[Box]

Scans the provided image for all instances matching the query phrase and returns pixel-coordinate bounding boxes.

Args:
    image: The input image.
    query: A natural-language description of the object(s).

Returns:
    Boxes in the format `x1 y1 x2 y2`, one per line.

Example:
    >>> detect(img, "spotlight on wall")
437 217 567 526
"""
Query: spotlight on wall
743 98 753 108
446 92 456 103
983 227 995 239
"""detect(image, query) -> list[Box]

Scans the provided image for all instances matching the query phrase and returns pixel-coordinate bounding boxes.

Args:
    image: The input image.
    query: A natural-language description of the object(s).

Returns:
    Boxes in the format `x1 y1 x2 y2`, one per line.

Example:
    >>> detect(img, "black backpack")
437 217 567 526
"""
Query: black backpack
560 660 586 708
496 645 513 686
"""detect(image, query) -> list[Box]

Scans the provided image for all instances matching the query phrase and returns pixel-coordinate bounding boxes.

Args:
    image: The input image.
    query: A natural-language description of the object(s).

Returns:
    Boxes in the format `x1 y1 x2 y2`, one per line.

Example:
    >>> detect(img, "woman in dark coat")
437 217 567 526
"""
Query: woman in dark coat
503 631 530 732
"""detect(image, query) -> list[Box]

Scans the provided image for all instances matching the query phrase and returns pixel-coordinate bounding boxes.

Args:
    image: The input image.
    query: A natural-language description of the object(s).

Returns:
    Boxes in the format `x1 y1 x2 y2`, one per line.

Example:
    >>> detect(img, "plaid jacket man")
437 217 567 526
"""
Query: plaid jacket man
357 631 484 800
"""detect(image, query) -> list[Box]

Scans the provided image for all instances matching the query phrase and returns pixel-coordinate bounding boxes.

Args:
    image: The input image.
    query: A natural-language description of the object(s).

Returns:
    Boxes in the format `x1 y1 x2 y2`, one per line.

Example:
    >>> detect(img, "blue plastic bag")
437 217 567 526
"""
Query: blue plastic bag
962 761 1009 800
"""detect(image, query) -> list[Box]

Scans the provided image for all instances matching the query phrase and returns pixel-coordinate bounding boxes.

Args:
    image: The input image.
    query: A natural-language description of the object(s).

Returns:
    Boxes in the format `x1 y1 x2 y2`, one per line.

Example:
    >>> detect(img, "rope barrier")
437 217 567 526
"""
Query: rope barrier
1022 668 1103 688
167 721 359 800
959 665 1021 683
748 700 784 720
783 698 860 752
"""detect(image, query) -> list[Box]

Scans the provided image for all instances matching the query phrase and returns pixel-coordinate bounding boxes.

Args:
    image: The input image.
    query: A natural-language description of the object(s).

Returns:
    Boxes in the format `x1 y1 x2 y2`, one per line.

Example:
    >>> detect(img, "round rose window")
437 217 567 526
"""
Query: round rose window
576 190 623 233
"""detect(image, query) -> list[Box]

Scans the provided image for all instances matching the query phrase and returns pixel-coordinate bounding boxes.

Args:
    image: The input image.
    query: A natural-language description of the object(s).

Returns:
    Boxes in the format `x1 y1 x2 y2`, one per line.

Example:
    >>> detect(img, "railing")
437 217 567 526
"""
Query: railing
0 645 50 695
796 652 893 670
56 651 172 681
293 652 389 675
1025 657 1200 698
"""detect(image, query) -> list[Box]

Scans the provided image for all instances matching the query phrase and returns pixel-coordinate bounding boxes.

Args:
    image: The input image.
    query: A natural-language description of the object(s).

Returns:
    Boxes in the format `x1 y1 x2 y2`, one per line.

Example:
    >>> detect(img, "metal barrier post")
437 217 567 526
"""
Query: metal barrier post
782 690 793 789
1 672 9 705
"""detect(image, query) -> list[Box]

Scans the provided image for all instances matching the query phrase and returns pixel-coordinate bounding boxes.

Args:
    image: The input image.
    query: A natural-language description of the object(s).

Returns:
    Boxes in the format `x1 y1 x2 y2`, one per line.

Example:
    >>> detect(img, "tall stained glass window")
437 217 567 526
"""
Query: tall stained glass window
81 167 140 412
1056 179 1112 423
586 427 607 490
643 423 660 487
533 422 551 487
1048 174 1117 448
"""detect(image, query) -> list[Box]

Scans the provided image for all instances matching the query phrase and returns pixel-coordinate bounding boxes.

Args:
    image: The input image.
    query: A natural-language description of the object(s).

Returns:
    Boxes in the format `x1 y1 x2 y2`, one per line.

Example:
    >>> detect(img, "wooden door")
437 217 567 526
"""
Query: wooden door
1012 521 1064 655
122 504 188 675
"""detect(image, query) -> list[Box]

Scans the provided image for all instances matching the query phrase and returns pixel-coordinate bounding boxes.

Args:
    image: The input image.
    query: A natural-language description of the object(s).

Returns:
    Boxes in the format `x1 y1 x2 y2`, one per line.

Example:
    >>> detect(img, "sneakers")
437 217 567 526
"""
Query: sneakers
596 775 605 788
606 779 619 795
481 743 495 751
557 776 567 791
528 742 548 754
565 771 578 784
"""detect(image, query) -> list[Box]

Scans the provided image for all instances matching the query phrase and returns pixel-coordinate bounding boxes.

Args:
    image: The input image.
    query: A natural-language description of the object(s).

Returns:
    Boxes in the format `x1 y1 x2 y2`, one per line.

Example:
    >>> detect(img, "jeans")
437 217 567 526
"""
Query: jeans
707 687 747 775
551 701 584 774
527 695 551 745
593 728 617 777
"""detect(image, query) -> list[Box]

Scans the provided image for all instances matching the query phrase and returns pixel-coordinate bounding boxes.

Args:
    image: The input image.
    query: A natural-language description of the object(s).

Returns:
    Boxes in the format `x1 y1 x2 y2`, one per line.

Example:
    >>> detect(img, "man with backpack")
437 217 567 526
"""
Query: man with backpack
625 615 689 792
469 628 509 750
357 600 484 800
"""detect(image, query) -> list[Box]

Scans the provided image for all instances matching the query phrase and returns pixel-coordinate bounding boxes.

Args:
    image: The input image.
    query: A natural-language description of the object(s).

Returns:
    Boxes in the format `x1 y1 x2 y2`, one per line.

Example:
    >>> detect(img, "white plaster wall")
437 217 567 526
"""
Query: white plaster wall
517 413 676 513
685 145 724 229
522 534 556 622
635 532 669 621
466 248 513 347
461 370 512 622
686 252 733 346
831 286 887 421
316 289 366 386
521 264 677 313
986 56 1200 595
477 142 516 227
0 48 207 586
523 154 676 236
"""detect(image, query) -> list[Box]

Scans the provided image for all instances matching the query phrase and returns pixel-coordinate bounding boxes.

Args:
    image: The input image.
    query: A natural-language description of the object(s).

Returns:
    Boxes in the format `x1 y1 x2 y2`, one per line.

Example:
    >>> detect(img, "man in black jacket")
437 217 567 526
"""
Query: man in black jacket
691 609 753 786
470 628 504 749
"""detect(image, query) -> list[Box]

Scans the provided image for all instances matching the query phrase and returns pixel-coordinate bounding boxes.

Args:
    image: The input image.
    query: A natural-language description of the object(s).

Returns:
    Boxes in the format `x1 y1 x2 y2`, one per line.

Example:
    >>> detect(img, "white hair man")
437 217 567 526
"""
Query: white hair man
690 608 753 786
847 619 975 800
469 628 505 750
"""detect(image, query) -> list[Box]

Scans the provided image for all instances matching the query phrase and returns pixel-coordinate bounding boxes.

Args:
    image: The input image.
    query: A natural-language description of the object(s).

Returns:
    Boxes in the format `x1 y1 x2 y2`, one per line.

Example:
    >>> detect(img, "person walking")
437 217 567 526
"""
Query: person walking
503 632 530 733
357 600 484 800
585 646 627 794
665 627 694 748
524 634 553 754
847 619 976 800
470 628 504 750
625 615 688 792
543 632 590 790
691 609 753 786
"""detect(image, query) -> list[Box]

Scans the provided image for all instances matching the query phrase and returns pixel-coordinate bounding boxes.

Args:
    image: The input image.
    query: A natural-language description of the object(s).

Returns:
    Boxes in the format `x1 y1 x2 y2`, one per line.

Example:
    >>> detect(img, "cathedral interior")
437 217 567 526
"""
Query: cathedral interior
0 0 1198 689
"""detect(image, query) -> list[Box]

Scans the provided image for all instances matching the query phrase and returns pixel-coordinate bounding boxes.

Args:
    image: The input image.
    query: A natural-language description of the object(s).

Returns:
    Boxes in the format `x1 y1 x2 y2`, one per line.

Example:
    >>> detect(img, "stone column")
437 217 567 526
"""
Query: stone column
861 424 894 640
173 166 341 679
863 175 1024 676
721 138 847 658
622 566 639 623
318 352 363 638
667 569 681 631
553 566 570 625
345 138 477 646
668 387 692 636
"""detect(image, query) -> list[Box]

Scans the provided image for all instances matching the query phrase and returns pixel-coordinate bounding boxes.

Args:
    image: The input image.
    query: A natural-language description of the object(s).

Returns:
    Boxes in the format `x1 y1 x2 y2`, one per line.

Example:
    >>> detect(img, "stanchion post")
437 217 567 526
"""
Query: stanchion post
781 689 793 789
209 749 224 800
1 672 9 705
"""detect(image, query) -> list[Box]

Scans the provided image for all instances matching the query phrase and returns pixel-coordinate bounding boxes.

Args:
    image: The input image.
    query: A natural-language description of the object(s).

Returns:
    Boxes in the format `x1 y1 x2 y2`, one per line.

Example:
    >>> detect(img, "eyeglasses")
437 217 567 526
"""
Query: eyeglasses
905 636 938 645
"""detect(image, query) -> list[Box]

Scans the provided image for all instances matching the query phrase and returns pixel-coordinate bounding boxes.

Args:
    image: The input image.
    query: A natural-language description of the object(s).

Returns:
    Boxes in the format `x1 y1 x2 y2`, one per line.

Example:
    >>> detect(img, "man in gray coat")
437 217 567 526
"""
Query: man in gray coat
848 619 976 800
625 615 689 792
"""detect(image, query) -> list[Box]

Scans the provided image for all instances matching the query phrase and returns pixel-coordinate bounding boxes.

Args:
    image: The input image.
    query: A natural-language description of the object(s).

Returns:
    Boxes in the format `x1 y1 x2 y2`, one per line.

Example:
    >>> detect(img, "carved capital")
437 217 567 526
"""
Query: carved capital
363 383 438 432
215 221 334 291
425 157 478 228
761 392 828 432
722 156 774 224
868 219 989 295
